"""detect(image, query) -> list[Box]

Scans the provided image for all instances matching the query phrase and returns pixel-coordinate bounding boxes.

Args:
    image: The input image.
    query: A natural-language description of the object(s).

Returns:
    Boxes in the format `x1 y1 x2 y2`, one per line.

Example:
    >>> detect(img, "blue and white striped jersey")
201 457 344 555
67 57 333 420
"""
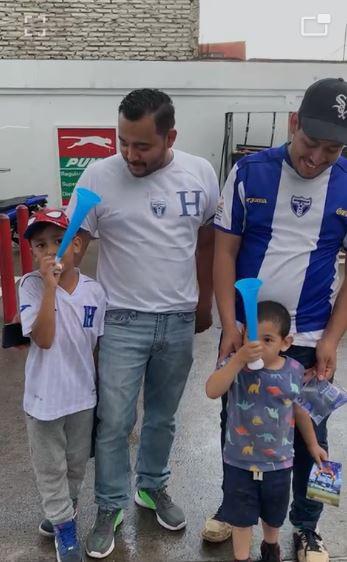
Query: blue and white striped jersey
214 144 347 346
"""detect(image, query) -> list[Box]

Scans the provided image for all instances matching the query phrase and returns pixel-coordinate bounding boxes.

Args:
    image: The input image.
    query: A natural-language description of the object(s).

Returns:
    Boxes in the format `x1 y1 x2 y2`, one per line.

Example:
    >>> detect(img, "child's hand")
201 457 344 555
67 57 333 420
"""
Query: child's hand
308 444 328 468
237 341 263 366
39 256 63 288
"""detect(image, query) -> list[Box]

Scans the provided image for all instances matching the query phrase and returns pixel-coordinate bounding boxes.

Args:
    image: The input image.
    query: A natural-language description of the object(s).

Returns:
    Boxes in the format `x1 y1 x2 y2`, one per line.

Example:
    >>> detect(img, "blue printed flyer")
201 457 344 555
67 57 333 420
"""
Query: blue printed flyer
295 378 347 425
307 461 342 507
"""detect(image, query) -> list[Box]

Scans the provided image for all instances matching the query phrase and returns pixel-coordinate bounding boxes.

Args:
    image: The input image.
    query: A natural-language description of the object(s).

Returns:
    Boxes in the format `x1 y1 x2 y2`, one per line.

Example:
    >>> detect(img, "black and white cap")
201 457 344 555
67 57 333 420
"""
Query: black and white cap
299 77 347 145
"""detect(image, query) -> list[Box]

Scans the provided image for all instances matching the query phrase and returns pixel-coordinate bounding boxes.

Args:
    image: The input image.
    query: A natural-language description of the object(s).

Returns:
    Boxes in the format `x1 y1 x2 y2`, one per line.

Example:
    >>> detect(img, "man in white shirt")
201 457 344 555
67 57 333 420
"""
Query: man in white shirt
67 88 219 559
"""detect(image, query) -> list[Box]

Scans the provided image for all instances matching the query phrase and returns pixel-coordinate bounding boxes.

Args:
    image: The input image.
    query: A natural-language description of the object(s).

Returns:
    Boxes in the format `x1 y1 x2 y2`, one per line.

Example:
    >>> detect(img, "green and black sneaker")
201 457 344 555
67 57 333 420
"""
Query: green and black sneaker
135 487 186 531
85 507 123 559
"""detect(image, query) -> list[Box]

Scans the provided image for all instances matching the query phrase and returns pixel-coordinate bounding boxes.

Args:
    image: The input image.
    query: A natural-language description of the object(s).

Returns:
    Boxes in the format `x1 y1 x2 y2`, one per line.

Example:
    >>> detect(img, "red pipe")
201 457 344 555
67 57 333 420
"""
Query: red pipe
0 214 17 323
16 205 32 274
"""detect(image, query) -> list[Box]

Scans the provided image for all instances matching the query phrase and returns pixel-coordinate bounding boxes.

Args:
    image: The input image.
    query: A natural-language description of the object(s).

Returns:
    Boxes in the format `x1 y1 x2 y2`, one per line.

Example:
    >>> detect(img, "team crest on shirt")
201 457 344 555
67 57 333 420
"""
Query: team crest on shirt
291 196 312 217
151 199 166 217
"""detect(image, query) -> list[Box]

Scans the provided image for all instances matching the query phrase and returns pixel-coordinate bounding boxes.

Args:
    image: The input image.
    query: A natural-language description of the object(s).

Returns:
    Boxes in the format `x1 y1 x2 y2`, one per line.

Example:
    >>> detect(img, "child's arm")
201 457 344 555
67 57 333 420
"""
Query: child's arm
294 403 328 467
31 257 62 349
206 341 263 399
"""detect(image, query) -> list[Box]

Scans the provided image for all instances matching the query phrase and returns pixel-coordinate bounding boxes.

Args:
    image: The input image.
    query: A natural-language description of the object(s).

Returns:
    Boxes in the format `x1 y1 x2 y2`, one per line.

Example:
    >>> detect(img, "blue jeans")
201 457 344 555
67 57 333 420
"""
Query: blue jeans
95 309 195 510
220 345 329 530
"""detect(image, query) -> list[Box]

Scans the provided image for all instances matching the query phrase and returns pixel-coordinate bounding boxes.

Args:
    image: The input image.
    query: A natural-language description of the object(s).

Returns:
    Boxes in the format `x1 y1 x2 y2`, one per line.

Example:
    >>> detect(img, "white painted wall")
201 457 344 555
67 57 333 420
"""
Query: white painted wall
0 60 346 205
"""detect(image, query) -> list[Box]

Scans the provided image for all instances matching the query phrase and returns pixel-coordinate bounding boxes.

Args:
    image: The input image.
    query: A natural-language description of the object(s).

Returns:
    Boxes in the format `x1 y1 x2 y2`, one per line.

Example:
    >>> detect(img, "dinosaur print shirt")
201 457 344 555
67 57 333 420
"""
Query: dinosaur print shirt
223 356 304 472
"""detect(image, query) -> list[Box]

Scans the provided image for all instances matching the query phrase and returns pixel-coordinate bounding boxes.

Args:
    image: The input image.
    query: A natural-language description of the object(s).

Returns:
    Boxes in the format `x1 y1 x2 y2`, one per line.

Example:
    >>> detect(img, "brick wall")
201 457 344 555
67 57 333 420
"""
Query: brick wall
0 0 199 60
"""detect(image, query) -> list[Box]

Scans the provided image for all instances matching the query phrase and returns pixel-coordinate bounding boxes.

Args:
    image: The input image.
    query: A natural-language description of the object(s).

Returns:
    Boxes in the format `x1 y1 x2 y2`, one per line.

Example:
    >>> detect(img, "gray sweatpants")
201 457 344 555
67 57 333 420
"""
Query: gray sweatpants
26 408 94 525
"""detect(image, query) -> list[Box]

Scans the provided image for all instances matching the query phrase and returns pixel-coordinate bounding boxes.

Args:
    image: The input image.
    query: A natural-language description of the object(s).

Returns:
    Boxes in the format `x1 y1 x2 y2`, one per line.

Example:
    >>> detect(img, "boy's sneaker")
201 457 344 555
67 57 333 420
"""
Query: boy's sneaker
135 487 186 531
39 499 78 538
201 505 232 543
258 540 281 562
54 519 84 562
85 507 123 559
293 528 329 562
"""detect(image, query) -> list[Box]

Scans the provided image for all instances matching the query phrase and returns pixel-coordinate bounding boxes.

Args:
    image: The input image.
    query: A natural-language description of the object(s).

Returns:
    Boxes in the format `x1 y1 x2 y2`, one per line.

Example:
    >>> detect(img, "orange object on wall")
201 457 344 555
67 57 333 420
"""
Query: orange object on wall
199 41 246 60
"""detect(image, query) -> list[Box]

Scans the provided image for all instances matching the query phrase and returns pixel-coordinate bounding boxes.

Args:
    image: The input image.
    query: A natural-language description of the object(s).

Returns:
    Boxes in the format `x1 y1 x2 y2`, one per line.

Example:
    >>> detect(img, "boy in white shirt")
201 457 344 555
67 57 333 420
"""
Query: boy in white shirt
19 209 106 562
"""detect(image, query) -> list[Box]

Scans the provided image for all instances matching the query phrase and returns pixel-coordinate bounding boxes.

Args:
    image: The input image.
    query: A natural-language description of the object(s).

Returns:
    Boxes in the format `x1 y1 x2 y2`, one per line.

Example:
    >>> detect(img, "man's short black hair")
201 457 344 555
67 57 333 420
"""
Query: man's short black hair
258 300 291 338
118 88 175 136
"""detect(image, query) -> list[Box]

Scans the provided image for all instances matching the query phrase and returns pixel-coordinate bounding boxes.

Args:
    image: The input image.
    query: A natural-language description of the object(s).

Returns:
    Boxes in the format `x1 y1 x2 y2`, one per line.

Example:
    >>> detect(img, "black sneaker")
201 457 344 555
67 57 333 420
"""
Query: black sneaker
135 487 186 531
39 499 78 538
85 507 123 559
293 528 329 562
257 540 281 562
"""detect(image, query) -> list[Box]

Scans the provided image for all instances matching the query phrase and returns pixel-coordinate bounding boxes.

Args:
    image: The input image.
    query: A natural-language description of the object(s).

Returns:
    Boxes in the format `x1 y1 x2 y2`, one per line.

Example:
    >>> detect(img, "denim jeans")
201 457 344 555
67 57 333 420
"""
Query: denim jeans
220 345 328 530
95 309 195 510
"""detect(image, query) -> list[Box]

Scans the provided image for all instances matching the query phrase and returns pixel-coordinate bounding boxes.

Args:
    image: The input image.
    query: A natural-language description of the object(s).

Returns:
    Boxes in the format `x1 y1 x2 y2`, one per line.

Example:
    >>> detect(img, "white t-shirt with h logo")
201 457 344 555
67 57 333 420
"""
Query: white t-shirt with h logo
19 272 106 420
67 150 219 312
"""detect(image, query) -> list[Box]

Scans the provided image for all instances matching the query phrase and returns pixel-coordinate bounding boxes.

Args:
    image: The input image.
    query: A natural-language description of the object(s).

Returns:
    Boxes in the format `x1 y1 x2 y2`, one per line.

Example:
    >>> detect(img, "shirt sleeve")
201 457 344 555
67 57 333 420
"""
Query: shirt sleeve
201 161 220 225
214 163 246 235
65 164 99 237
18 274 43 336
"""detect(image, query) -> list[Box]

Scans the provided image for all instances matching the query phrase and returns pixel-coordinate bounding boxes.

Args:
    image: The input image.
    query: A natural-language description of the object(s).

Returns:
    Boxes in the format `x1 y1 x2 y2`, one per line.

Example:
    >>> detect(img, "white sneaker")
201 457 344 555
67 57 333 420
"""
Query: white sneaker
293 527 329 562
201 516 232 543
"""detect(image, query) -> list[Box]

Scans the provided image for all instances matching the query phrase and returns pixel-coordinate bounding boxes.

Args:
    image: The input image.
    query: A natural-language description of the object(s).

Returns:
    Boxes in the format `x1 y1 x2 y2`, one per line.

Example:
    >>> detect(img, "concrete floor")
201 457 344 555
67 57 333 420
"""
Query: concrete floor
1 243 347 562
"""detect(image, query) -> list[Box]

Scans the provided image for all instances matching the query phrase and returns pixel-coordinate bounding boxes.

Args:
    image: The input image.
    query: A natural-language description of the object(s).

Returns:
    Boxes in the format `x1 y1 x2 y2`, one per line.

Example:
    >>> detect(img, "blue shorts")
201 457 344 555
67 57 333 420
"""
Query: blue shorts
220 463 292 528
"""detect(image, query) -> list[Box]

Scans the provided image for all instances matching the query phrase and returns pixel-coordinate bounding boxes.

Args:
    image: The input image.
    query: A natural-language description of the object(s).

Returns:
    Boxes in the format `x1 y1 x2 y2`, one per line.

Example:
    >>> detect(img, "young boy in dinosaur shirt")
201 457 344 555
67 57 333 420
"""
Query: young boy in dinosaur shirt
206 301 327 562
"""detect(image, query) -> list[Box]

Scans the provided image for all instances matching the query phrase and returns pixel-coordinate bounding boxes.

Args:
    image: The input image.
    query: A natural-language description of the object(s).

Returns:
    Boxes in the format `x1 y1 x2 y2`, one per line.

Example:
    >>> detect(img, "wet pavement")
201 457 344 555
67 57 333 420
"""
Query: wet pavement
1 243 347 562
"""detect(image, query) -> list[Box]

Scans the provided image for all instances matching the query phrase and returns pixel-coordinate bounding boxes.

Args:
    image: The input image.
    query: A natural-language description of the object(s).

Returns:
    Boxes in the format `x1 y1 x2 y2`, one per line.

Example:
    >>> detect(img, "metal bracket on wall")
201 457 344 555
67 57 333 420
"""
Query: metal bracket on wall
219 111 290 186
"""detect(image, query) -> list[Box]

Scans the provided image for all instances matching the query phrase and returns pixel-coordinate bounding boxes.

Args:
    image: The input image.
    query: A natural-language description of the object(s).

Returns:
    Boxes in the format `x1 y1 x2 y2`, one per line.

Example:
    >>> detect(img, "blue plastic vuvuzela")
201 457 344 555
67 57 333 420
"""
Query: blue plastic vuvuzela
56 188 101 262
235 277 264 370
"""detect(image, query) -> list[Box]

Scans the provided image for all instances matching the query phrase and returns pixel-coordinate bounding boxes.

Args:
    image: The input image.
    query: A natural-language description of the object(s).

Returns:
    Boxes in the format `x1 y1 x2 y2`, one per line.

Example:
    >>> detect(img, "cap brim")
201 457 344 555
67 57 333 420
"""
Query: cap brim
23 223 39 239
301 116 347 145
24 219 67 239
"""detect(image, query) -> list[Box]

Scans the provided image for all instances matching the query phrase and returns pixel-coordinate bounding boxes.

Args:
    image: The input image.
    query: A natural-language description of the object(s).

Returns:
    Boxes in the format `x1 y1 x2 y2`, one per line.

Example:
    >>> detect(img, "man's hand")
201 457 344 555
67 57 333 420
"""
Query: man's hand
315 337 337 380
39 256 63 289
195 305 212 334
308 443 328 468
219 326 243 361
237 340 263 366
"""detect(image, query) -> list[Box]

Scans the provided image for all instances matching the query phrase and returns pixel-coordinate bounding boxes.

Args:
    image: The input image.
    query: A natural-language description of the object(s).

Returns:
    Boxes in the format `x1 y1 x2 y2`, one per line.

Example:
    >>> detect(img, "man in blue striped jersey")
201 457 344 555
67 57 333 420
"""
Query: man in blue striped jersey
205 78 347 562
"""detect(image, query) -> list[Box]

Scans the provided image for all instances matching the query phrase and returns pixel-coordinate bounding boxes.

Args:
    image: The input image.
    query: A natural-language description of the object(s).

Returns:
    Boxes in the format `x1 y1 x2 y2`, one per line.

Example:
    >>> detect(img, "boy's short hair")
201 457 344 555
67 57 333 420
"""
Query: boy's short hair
257 300 291 338
24 208 69 241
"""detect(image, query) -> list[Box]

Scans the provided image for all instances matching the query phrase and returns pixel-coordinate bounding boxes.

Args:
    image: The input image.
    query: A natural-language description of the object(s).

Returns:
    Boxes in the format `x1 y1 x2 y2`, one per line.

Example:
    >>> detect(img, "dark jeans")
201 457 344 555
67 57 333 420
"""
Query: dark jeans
220 345 329 530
